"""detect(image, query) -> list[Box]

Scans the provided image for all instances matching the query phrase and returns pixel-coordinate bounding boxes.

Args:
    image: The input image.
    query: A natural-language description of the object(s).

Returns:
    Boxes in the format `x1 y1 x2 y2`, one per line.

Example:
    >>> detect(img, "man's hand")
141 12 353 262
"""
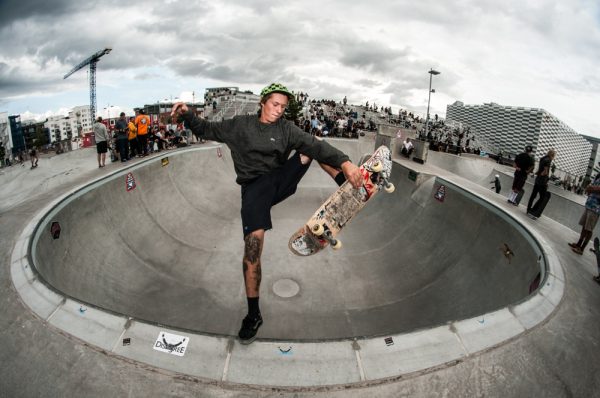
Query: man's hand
341 161 362 189
171 102 189 122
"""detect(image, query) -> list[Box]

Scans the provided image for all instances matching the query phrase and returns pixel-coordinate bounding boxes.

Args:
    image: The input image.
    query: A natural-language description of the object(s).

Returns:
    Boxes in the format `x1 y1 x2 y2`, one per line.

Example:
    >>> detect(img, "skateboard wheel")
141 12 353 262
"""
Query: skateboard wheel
384 183 395 193
371 161 383 173
311 224 325 236
332 240 342 250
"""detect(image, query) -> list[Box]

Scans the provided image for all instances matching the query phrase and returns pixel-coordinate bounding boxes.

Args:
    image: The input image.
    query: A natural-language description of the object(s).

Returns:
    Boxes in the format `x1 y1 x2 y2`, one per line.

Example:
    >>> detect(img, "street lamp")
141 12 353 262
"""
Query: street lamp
425 68 440 139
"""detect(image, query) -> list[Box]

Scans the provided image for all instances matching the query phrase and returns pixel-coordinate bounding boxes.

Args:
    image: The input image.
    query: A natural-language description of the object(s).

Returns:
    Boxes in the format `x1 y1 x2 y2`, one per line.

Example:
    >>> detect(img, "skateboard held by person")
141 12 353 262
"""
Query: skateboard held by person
289 145 394 256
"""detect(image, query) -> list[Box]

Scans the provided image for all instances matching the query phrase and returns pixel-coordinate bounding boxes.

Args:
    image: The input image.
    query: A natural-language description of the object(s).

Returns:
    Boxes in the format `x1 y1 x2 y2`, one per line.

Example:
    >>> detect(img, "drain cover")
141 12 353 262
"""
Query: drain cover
273 279 300 298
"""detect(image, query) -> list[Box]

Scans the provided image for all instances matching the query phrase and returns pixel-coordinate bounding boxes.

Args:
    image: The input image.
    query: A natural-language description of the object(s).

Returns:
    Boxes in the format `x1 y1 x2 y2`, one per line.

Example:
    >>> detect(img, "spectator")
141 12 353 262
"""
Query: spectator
490 174 501 194
115 112 129 162
134 109 151 157
592 238 600 284
93 117 108 168
127 117 137 158
527 149 556 217
569 167 600 255
508 145 534 205
401 137 414 157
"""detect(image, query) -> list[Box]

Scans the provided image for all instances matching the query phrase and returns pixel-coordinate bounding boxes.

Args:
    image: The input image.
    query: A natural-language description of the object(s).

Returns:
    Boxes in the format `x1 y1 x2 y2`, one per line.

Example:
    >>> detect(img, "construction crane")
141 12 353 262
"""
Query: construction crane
63 48 112 123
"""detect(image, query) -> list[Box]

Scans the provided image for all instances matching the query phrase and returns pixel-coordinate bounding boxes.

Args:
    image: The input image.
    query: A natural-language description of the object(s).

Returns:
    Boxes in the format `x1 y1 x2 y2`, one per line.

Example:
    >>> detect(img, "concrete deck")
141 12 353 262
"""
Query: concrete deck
1 140 600 397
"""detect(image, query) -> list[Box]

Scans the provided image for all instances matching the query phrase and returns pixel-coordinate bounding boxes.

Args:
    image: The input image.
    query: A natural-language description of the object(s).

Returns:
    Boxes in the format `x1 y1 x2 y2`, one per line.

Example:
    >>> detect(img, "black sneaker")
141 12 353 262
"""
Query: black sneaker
238 314 263 345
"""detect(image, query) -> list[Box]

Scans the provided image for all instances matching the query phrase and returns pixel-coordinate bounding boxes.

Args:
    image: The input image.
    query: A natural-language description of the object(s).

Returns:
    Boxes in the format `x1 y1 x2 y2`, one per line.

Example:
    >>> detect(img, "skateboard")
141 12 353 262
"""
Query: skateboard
288 145 394 256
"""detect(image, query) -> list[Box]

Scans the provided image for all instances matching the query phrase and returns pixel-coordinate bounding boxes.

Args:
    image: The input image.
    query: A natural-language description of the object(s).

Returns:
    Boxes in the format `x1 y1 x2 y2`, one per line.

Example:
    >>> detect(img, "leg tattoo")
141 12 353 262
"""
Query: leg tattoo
243 233 263 297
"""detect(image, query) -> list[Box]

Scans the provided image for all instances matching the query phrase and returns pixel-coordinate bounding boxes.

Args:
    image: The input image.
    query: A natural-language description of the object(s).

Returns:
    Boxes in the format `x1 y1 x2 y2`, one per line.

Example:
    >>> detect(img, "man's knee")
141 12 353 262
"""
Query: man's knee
244 230 264 264
299 154 312 165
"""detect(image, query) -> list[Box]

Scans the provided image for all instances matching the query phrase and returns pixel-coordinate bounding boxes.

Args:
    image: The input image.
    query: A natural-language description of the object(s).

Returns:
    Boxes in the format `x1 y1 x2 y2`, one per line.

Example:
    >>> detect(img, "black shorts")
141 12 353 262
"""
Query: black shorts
96 141 108 154
241 152 310 237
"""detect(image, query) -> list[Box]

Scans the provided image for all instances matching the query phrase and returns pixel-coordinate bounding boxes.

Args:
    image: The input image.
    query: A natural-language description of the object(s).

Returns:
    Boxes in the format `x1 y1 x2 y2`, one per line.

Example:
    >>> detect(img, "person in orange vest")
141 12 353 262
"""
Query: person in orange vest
134 109 151 157
127 117 137 158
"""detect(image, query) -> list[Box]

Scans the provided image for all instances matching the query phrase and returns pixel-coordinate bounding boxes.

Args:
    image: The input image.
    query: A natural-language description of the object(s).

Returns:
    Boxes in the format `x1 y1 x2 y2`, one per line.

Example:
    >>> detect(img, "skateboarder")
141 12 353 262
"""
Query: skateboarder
507 145 534 205
171 83 362 344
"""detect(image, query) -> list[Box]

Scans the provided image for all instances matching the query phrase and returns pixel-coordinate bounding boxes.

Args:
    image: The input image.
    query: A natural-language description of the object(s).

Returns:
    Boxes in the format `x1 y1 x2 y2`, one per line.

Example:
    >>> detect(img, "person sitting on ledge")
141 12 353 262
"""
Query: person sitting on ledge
401 137 414 157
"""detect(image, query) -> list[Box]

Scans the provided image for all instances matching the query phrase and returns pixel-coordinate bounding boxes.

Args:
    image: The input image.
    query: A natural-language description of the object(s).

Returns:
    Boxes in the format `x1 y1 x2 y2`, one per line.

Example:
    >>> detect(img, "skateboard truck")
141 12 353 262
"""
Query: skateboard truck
311 224 342 250
368 160 395 194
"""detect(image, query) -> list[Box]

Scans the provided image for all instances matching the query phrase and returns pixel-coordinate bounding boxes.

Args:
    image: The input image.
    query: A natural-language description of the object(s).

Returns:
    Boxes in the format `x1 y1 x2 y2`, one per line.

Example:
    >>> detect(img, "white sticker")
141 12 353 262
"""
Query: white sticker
153 331 189 357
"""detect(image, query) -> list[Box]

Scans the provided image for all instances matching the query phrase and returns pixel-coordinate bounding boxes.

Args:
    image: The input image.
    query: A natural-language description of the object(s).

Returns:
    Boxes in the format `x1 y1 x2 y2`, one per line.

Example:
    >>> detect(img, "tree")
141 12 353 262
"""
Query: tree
284 97 302 122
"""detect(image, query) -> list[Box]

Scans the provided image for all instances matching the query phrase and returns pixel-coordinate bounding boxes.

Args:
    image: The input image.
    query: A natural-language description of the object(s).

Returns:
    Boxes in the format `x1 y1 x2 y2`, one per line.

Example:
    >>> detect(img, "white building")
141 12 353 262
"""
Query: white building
44 115 73 143
42 105 94 144
68 105 93 136
446 101 592 177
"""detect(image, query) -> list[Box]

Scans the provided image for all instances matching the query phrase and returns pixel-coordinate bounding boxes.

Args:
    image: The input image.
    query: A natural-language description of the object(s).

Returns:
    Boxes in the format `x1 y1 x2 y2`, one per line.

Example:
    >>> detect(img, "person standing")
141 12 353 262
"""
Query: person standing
115 112 129 162
507 145 534 205
490 174 501 194
93 117 108 168
134 109 151 157
569 168 600 255
527 149 556 217
127 117 138 159
171 83 362 344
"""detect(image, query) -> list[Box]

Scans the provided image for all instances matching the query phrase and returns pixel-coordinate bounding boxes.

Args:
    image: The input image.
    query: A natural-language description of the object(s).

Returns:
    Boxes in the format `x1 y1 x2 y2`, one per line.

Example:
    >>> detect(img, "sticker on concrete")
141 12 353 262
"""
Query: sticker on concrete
278 346 293 355
50 221 61 239
153 331 189 357
434 185 446 202
123 338 131 346
125 172 136 192
385 337 394 346
161 157 169 167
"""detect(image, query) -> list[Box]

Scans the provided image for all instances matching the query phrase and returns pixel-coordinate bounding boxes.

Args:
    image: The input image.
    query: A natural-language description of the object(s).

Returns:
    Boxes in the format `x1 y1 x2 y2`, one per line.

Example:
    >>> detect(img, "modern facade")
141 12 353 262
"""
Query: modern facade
446 101 592 177
8 115 25 155
0 112 10 155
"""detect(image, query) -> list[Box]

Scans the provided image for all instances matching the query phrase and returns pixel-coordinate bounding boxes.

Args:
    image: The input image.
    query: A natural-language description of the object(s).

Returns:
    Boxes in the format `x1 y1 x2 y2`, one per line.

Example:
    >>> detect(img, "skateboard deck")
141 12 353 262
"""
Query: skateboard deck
288 145 394 256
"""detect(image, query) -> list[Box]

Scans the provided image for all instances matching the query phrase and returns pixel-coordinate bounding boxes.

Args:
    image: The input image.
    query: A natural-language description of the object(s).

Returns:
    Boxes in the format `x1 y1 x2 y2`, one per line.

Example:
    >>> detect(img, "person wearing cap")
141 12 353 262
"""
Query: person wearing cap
507 145 535 205
490 174 501 194
570 165 600 255
171 83 362 344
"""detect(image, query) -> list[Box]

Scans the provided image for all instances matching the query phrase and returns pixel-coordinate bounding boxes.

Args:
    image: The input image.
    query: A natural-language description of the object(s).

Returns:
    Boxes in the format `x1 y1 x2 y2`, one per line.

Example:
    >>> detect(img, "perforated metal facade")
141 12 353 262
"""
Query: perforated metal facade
446 101 591 176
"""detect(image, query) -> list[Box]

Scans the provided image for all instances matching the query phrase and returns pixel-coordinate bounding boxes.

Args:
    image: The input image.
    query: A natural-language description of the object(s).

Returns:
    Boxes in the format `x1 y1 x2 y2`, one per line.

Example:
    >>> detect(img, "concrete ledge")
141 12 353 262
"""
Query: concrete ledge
10 146 566 388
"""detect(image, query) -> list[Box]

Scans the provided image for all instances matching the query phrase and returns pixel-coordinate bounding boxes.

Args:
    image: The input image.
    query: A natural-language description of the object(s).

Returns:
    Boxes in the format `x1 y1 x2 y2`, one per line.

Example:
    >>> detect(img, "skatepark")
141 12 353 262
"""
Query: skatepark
2 135 600 397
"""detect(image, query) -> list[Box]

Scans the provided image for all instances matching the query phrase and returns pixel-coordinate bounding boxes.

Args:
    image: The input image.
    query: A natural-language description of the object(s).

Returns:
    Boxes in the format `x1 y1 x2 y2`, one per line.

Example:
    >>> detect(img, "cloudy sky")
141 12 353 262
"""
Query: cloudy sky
1 0 599 136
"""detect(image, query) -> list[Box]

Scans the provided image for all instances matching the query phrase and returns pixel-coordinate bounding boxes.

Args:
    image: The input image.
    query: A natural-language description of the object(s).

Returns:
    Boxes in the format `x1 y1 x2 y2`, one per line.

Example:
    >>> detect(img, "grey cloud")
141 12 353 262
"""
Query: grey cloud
0 0 84 26
339 39 411 75
356 79 381 88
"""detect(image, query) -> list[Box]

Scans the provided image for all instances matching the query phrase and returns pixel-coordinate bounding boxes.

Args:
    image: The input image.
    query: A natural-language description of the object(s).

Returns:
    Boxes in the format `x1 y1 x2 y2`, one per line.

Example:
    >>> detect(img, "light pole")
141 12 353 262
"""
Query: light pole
425 68 440 139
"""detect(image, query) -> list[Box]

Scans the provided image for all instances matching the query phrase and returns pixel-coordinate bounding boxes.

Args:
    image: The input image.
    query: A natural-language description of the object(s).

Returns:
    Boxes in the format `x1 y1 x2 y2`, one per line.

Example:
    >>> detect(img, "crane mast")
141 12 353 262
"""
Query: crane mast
63 48 112 123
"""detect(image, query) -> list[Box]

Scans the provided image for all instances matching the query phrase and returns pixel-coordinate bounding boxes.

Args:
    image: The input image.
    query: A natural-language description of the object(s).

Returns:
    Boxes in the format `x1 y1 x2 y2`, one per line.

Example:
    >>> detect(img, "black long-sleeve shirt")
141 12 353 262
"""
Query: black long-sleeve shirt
181 111 350 185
